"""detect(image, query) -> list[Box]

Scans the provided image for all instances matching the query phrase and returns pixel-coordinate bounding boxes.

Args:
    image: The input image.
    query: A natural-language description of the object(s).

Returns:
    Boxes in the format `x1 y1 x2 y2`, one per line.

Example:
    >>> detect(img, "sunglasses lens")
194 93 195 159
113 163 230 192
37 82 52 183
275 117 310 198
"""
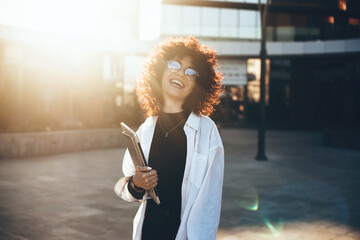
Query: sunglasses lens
185 68 198 81
185 68 197 76
167 60 198 80
168 60 181 71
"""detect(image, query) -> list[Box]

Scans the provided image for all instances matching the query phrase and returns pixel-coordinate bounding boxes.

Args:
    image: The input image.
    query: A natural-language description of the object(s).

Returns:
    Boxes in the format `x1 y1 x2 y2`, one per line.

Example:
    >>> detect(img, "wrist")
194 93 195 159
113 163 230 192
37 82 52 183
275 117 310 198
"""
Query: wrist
130 176 144 192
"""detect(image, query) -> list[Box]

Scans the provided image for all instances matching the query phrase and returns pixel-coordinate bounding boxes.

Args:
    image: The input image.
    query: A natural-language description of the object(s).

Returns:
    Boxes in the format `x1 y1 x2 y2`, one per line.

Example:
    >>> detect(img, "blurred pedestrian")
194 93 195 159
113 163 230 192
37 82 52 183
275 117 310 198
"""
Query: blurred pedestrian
114 36 224 240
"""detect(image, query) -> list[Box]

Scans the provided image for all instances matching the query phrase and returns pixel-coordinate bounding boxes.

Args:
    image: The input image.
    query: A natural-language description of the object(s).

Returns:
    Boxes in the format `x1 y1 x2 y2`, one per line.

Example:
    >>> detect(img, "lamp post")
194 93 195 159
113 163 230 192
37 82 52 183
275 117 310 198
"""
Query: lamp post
255 0 270 161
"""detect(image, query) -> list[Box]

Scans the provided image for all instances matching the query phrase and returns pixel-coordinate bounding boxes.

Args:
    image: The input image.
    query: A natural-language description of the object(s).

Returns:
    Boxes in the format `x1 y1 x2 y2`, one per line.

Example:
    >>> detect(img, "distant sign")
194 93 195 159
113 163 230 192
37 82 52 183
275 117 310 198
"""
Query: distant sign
219 59 247 86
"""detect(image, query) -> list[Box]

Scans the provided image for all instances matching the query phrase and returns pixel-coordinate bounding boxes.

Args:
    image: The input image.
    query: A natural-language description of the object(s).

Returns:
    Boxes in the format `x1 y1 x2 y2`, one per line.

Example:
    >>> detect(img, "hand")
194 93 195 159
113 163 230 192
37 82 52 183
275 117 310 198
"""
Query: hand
132 166 158 190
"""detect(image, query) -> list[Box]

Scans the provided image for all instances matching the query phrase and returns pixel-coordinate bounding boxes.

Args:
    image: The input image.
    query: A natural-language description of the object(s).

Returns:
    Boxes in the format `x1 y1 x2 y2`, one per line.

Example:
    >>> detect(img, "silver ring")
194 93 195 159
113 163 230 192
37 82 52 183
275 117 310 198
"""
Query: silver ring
152 180 155 184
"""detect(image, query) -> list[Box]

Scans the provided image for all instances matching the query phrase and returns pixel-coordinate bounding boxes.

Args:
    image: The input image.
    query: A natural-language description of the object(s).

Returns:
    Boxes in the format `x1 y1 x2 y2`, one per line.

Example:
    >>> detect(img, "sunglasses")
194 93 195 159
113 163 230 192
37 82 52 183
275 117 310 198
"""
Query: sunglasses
167 60 199 81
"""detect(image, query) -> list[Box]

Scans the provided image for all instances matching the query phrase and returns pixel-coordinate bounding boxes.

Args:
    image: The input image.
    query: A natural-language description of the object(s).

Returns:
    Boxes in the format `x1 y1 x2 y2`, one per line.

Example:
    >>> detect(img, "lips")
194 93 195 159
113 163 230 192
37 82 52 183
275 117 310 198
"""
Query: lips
170 79 184 89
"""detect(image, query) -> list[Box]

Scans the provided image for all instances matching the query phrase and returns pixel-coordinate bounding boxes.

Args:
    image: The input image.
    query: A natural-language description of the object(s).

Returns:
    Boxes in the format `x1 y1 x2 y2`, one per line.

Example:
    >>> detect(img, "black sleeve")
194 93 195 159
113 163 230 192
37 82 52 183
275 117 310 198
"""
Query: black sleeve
127 178 145 200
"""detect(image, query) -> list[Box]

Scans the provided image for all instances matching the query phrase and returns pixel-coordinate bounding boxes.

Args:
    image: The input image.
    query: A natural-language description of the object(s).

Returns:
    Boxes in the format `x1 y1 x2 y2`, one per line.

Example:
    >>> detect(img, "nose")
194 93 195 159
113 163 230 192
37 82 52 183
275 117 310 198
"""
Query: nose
175 68 186 79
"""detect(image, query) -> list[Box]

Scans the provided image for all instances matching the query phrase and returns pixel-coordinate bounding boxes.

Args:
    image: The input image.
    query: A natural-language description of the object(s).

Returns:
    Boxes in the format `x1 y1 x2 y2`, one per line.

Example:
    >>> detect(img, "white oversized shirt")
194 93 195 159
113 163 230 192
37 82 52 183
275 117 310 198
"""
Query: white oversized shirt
114 112 224 240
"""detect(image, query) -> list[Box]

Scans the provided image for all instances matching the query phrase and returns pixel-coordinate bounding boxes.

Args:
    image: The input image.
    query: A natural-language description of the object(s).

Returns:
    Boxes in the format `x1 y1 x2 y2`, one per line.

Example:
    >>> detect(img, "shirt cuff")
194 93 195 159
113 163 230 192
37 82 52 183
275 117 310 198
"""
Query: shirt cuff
127 178 145 199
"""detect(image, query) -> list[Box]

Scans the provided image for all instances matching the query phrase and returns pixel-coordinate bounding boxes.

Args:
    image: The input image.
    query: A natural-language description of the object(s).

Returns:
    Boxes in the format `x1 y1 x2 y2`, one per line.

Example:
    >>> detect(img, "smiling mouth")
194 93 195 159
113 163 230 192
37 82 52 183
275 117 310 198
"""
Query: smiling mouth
170 79 184 88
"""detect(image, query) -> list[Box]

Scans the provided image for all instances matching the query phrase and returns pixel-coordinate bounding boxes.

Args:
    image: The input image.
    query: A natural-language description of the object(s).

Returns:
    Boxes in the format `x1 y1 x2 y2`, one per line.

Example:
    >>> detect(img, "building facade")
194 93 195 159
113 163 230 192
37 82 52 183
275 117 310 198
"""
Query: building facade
157 0 360 130
0 0 359 134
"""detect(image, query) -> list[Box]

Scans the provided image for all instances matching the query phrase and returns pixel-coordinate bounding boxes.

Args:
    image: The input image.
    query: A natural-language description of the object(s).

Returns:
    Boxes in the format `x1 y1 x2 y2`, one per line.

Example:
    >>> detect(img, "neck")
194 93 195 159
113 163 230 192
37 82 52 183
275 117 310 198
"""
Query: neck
162 98 183 113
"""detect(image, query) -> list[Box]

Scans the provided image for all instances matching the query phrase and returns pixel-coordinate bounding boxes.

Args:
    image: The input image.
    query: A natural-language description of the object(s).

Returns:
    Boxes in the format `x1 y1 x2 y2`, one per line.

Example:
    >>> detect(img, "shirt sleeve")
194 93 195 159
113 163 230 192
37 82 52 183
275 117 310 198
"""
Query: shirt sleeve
114 121 148 202
114 149 139 202
186 124 224 240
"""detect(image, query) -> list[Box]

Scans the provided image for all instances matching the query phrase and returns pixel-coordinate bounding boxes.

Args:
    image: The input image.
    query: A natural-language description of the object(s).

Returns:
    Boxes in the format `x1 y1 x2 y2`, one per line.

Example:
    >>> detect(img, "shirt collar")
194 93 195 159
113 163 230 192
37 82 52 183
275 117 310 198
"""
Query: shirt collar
184 112 200 131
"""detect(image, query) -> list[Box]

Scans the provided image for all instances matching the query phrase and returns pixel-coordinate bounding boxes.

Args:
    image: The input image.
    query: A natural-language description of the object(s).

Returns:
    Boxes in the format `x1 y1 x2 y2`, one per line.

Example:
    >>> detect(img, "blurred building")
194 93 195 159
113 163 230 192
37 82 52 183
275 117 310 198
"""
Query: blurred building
0 0 144 132
157 0 360 131
0 0 359 135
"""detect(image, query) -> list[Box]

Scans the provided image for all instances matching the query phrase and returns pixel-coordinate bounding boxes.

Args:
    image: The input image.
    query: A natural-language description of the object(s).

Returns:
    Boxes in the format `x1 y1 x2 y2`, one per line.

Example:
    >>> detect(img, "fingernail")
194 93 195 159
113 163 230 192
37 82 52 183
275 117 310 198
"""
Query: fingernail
146 167 152 170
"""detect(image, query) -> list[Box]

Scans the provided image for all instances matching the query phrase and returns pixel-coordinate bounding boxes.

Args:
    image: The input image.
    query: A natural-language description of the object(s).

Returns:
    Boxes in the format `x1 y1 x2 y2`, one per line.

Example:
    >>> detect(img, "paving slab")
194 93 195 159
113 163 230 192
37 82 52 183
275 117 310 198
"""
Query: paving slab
0 129 359 239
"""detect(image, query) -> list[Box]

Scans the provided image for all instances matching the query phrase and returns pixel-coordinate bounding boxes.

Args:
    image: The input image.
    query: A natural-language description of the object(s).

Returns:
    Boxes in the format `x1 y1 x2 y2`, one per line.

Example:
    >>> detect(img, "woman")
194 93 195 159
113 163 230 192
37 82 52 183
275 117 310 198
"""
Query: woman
114 36 224 240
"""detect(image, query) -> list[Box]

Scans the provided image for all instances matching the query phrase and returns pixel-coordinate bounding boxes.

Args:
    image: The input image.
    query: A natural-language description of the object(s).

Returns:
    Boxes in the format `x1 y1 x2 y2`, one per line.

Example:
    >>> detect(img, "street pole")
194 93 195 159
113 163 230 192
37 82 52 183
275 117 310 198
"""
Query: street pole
255 0 269 161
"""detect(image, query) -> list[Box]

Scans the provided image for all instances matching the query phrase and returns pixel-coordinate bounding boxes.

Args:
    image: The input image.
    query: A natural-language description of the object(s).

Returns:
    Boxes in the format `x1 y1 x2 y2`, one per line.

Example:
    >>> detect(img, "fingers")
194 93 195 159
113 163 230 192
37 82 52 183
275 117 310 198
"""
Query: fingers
143 177 158 190
142 170 157 179
142 173 157 183
141 170 158 190
136 166 157 179
136 166 152 172
133 166 158 190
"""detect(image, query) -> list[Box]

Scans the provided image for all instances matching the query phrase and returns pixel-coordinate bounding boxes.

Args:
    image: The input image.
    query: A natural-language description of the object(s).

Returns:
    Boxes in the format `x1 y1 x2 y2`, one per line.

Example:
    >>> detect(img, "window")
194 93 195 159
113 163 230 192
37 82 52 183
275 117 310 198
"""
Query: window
183 7 201 35
201 7 220 37
239 10 260 39
220 9 238 38
162 5 182 35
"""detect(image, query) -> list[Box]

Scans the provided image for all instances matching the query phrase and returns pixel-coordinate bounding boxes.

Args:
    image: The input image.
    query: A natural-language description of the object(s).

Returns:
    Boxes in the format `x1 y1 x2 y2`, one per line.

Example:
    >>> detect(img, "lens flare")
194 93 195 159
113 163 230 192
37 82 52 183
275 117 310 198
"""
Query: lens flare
263 217 284 236
257 181 348 237
229 180 259 211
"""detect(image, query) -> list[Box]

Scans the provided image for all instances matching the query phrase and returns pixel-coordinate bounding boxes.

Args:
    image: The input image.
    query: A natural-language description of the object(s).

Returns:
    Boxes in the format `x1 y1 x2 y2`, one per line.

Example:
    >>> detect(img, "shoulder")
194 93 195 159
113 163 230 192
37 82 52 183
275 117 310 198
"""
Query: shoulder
197 114 218 135
199 114 216 127
187 112 216 130
136 116 158 135
196 114 223 148
143 116 158 127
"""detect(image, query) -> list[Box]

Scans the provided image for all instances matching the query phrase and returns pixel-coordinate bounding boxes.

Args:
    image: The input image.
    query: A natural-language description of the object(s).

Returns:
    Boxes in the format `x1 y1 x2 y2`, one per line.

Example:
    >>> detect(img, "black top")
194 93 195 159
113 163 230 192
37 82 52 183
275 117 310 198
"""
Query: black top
128 110 190 240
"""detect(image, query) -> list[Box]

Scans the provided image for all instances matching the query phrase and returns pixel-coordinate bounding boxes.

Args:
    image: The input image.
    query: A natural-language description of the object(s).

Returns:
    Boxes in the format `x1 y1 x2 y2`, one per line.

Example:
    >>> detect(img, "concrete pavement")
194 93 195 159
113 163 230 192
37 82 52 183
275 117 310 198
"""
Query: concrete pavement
0 128 359 240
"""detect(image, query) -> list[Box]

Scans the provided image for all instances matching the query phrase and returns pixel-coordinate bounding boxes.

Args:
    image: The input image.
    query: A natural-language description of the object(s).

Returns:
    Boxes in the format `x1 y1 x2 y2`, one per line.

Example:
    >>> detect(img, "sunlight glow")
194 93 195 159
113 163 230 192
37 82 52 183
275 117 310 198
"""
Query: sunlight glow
217 220 359 239
1 0 101 37
0 0 139 49
139 0 162 40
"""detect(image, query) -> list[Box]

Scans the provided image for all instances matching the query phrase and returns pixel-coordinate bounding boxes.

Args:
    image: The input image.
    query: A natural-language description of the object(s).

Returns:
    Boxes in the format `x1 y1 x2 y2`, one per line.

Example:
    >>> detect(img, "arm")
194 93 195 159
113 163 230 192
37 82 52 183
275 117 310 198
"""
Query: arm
114 121 159 202
114 150 160 201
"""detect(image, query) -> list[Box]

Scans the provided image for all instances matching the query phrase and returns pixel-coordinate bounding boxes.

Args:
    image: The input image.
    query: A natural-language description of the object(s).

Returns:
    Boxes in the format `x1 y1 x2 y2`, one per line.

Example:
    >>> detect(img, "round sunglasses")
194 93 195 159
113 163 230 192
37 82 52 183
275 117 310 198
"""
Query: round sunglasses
167 60 199 81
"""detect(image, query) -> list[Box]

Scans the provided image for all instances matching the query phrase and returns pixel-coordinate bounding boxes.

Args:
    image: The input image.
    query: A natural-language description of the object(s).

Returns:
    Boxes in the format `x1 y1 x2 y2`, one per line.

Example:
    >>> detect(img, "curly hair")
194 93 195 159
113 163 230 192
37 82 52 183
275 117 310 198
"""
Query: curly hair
136 36 223 117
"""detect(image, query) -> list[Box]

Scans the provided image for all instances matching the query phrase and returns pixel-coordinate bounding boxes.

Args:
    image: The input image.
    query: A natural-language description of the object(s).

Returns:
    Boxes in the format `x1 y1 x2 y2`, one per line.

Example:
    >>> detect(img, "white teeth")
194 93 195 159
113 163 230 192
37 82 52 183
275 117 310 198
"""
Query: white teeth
170 79 184 88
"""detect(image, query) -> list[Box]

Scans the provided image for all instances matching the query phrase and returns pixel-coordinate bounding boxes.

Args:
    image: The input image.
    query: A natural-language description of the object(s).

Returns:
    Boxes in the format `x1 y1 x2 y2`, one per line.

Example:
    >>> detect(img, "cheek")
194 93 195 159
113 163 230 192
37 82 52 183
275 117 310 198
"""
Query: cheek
160 72 168 88
188 81 196 92
184 82 197 98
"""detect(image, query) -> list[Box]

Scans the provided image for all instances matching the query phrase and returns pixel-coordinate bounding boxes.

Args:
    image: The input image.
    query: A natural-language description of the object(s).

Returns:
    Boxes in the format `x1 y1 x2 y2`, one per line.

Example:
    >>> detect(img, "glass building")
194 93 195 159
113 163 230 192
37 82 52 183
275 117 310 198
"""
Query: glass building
160 0 360 41
155 0 360 134
0 0 359 144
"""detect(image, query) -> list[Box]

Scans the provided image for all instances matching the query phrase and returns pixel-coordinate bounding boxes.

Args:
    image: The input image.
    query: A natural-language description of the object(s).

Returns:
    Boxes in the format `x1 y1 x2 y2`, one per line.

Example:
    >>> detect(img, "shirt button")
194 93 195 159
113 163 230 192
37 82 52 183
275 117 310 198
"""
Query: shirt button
164 210 170 217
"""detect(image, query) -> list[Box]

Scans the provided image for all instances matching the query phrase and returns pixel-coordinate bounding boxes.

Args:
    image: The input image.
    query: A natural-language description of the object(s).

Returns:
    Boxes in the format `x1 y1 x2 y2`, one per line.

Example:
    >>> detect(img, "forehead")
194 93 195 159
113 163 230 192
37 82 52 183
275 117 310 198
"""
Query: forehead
173 55 195 68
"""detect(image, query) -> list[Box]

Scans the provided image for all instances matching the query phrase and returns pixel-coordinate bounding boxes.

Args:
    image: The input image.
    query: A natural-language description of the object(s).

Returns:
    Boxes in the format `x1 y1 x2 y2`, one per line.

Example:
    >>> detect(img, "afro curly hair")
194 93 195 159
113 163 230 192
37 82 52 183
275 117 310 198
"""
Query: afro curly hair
136 36 223 117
